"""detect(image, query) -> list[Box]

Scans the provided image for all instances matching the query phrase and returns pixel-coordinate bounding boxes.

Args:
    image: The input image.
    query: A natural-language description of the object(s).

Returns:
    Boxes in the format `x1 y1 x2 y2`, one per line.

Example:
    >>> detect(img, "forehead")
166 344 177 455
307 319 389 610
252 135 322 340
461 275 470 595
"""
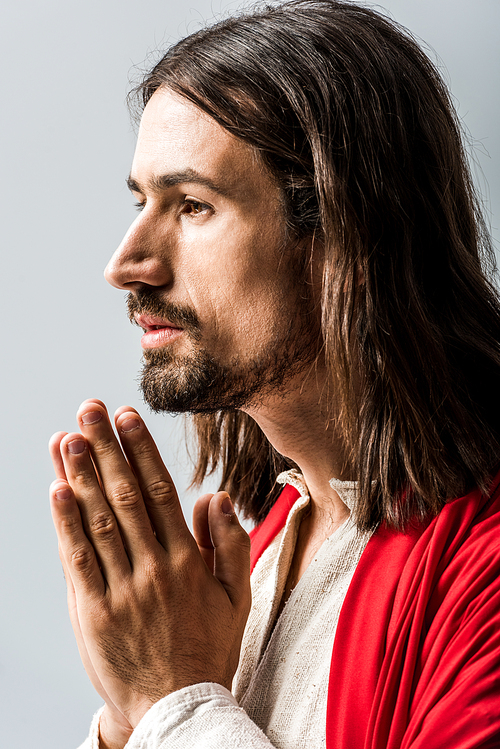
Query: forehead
131 87 275 200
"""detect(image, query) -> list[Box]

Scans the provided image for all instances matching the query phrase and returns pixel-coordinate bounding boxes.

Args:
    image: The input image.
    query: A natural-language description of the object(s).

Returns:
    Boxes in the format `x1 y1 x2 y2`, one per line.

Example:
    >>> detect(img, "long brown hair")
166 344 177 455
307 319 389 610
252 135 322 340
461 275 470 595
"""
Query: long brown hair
130 0 500 529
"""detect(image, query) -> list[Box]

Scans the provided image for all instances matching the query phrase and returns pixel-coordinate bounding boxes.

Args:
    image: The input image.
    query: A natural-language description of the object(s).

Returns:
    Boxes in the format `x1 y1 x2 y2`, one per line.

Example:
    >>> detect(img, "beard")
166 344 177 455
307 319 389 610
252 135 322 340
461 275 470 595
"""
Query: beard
127 286 319 415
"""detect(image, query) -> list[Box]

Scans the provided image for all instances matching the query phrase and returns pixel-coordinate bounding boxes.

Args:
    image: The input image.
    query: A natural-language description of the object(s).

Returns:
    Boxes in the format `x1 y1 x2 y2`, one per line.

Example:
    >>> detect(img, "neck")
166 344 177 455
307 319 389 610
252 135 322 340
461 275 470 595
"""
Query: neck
243 364 352 523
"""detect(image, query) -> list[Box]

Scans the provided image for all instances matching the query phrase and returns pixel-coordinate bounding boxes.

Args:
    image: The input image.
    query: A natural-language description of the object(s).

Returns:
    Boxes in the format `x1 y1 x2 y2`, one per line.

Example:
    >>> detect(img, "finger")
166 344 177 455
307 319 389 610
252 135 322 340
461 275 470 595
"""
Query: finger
58 544 124 716
114 409 191 553
50 479 105 599
59 542 77 603
114 404 140 419
192 493 215 572
75 403 157 558
60 546 90 659
49 432 69 480
208 493 251 612
58 545 90 672
59 546 86 649
80 397 108 411
60 433 132 581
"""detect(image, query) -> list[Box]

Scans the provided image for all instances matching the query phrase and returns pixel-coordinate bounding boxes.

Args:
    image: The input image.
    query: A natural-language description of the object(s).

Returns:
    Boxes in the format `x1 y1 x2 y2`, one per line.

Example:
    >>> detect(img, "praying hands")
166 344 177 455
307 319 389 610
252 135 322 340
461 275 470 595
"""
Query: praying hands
49 399 251 748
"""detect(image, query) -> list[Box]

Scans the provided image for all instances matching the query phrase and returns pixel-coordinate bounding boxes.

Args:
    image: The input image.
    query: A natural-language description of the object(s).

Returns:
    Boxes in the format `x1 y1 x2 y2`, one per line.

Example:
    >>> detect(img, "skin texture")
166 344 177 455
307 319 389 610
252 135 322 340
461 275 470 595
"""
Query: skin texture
50 89 351 748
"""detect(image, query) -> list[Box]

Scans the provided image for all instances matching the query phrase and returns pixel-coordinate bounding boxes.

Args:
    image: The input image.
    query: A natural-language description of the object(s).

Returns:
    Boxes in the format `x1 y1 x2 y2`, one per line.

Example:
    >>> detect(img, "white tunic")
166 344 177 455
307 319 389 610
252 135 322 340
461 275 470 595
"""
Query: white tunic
79 473 373 749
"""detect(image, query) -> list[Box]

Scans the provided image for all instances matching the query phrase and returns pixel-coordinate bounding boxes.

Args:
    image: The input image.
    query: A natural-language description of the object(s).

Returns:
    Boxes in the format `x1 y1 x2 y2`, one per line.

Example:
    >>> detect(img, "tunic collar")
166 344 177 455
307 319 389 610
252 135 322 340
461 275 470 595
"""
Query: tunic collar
276 469 359 512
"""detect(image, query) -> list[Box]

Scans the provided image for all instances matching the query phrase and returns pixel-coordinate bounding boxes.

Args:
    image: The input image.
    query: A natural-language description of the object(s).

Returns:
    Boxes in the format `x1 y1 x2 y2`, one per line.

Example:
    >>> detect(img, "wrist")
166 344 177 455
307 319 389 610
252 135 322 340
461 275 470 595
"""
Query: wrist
99 705 134 749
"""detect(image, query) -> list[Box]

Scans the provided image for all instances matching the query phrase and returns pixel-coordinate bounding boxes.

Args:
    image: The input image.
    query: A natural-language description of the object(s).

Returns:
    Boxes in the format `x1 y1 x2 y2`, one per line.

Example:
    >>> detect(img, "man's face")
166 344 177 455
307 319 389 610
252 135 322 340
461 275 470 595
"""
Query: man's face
105 88 319 413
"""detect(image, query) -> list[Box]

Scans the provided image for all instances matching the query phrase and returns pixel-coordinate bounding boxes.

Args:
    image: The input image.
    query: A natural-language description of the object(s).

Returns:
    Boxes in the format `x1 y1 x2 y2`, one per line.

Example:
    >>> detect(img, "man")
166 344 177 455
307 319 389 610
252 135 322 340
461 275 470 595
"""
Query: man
49 1 500 747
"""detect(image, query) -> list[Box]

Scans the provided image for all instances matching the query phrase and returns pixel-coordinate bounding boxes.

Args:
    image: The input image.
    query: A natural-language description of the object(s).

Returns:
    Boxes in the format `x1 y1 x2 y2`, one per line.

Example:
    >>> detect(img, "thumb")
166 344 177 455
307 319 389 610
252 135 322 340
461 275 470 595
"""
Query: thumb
208 492 251 610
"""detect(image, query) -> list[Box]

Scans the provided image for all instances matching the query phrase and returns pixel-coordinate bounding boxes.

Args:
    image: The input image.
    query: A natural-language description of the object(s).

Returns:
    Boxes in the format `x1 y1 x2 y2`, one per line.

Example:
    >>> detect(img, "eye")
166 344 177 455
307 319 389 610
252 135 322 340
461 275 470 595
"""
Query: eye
182 199 211 216
134 201 145 212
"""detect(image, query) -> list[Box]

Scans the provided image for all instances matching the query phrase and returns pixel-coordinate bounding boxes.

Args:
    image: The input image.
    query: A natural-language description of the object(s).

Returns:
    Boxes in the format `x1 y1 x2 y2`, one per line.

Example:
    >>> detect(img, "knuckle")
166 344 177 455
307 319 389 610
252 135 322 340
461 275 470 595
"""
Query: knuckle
139 554 167 589
232 535 251 561
59 513 81 536
70 545 95 572
229 523 251 548
130 438 154 459
171 547 193 572
146 479 176 507
91 436 117 459
72 469 97 490
237 531 252 552
107 482 141 508
89 511 116 538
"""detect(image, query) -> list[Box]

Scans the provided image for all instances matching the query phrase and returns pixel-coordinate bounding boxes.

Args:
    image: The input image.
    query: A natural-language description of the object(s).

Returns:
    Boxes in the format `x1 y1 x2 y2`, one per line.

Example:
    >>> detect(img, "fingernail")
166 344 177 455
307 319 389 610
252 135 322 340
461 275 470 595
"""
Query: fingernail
221 495 234 516
67 439 86 454
55 488 72 501
81 411 102 425
120 418 140 433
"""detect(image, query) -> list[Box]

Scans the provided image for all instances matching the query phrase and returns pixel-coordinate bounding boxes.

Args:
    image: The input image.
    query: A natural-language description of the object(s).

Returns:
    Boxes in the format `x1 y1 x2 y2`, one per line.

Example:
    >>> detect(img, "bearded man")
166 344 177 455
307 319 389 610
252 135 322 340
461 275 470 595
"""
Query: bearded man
49 2 500 748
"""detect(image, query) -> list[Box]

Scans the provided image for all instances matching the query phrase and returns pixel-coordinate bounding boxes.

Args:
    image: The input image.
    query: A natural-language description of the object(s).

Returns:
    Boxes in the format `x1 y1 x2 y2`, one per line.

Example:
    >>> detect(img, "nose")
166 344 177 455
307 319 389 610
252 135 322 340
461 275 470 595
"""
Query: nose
104 215 172 291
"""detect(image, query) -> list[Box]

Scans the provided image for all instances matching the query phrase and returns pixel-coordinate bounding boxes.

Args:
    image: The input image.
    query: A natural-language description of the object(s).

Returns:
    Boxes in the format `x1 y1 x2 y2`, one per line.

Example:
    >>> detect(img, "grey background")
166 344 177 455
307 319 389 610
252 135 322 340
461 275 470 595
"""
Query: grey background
0 1 498 747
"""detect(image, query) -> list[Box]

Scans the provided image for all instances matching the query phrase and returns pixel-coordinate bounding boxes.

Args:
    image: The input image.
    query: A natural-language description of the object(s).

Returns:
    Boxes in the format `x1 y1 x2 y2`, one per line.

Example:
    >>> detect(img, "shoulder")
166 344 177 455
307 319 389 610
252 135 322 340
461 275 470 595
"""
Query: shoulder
327 476 500 748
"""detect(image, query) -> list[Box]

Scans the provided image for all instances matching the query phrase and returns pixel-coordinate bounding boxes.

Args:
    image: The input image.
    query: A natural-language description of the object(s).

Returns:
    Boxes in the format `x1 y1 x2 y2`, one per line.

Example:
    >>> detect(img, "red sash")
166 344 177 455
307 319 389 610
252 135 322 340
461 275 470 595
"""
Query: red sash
250 476 500 748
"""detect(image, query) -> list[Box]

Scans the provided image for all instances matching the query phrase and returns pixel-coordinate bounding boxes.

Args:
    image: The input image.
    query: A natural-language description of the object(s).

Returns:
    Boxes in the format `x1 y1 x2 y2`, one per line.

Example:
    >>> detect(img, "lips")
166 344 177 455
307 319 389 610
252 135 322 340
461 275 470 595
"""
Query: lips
135 314 182 332
134 314 184 349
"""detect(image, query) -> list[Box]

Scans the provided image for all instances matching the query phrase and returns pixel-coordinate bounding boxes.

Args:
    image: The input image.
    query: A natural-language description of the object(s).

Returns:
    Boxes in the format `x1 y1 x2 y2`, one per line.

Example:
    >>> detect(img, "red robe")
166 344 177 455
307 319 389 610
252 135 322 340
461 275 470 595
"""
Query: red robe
250 475 500 749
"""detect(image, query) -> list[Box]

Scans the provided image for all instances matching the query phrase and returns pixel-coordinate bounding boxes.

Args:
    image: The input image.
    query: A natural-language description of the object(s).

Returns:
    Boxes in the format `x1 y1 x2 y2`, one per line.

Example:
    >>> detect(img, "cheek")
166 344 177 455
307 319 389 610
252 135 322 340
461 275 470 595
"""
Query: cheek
182 224 284 301
209 279 294 358
177 215 293 349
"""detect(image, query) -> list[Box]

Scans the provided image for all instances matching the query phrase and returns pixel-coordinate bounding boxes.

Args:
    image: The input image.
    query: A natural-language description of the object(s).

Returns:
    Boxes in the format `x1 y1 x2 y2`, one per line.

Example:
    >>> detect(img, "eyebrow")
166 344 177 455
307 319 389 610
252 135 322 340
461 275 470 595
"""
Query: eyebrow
126 169 229 198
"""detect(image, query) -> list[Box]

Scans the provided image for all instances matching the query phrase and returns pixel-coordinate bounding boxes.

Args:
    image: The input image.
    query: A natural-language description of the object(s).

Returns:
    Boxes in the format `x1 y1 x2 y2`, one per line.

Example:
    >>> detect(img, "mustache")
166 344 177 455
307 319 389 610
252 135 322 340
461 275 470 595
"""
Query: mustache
126 290 202 338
